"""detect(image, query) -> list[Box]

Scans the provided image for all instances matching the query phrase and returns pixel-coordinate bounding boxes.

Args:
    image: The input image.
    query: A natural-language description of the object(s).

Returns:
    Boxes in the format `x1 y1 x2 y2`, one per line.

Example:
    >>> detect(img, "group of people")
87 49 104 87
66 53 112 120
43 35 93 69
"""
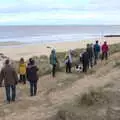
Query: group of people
81 40 109 73
0 40 109 104
0 58 39 104
50 40 109 77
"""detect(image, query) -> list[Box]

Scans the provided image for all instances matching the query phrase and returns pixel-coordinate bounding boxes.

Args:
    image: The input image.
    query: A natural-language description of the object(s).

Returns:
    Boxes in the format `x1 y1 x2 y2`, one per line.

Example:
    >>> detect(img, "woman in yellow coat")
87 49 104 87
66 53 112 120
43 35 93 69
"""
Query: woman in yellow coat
19 58 27 84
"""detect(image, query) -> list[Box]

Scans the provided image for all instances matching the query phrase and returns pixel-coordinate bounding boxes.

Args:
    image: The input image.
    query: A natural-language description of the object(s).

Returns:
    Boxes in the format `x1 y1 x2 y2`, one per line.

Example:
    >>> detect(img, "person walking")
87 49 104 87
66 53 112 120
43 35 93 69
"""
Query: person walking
18 58 27 84
86 44 94 68
26 59 39 96
94 40 100 65
101 41 109 60
81 50 89 73
50 49 58 77
0 59 18 103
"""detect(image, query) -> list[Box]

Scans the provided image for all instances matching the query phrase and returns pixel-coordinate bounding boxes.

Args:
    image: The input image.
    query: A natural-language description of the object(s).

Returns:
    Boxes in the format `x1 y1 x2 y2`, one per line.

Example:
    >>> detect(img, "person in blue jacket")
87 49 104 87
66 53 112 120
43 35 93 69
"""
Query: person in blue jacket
50 49 58 77
94 40 100 65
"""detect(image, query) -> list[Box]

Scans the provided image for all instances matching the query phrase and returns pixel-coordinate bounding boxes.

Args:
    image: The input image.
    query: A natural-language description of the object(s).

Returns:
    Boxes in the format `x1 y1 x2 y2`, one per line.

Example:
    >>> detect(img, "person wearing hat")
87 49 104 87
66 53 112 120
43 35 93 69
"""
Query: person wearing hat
26 58 39 96
0 59 18 103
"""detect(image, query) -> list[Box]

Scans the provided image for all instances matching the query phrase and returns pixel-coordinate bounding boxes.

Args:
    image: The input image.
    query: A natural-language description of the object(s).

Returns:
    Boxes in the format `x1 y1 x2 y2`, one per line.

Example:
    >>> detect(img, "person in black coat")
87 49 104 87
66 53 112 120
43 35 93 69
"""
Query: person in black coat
26 58 39 96
81 50 89 73
86 44 94 68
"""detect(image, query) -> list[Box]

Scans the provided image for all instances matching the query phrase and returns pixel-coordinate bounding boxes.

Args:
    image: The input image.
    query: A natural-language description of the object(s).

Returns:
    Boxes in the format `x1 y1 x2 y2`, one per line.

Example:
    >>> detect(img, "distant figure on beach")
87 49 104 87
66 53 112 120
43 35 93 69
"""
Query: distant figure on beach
86 44 94 68
101 41 109 60
18 58 27 84
50 49 58 77
81 50 89 73
0 59 18 103
65 50 73 73
26 58 39 96
94 40 100 65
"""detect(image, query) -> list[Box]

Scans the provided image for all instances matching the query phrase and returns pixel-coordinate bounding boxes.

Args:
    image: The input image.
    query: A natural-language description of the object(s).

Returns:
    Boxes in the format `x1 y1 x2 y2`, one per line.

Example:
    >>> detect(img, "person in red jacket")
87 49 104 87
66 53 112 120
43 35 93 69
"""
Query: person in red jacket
101 41 109 60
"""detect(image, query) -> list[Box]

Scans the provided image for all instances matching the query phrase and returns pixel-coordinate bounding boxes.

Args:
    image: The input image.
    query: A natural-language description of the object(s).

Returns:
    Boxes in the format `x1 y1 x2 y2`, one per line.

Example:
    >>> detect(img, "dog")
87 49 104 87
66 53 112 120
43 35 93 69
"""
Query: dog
75 64 83 72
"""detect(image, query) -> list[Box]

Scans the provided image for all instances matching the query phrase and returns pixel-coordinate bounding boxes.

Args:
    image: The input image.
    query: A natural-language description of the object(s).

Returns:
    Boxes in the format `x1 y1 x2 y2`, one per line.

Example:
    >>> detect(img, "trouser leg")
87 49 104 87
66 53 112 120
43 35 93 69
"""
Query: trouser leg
30 82 34 96
52 64 56 77
34 81 37 96
68 63 72 73
5 85 11 103
23 75 26 84
11 85 16 101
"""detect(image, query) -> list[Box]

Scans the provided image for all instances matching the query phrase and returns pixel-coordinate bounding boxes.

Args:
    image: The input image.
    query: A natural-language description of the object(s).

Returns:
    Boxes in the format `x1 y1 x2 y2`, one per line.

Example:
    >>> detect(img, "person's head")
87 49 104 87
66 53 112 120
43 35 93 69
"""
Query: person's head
5 59 10 65
20 58 24 63
87 44 90 48
104 41 107 45
96 40 99 44
29 58 35 65
51 49 56 54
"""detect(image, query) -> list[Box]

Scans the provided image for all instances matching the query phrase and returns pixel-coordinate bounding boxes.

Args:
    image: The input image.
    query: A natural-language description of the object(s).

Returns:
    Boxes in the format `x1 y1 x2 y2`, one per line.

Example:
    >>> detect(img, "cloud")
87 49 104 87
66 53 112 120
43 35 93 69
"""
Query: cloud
0 0 120 25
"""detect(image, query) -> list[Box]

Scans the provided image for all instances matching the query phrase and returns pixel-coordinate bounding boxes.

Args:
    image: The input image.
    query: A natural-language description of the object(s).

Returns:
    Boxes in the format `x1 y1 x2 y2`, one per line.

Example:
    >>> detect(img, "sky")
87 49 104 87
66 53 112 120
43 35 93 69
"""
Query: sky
0 0 120 25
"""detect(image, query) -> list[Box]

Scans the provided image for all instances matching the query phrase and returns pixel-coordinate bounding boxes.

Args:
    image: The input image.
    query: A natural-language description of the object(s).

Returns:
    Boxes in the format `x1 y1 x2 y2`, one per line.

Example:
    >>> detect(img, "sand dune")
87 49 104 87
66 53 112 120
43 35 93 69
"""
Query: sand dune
0 50 120 120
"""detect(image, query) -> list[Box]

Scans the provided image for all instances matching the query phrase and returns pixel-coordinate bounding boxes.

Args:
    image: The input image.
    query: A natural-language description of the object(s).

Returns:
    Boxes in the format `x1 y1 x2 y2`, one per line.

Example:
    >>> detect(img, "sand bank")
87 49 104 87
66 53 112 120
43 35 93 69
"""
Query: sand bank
0 37 119 60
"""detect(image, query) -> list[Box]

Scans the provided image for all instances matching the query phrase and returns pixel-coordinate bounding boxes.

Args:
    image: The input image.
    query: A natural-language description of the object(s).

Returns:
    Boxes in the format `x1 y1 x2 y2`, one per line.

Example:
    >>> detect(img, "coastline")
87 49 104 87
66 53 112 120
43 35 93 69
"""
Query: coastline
0 37 120 60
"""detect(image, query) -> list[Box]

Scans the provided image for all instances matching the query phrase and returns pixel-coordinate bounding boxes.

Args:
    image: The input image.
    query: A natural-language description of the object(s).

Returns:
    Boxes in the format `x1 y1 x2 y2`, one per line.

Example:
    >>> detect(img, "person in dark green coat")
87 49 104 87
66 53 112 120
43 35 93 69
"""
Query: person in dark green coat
50 49 58 77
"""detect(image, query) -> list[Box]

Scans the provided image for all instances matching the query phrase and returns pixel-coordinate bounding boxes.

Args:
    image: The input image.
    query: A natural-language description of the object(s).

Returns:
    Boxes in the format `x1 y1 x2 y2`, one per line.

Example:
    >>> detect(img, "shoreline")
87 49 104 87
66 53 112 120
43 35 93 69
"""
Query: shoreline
0 37 120 60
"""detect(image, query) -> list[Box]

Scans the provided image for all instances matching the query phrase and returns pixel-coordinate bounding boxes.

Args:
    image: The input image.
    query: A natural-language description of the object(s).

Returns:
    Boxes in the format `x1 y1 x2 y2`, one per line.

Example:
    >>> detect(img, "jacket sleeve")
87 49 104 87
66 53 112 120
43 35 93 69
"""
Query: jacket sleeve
0 69 4 86
13 69 19 84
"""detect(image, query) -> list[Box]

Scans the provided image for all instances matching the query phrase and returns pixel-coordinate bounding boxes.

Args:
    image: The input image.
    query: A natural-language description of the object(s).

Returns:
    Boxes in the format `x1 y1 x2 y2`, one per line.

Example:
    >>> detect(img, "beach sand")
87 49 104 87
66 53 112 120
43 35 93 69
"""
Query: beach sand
0 37 120 60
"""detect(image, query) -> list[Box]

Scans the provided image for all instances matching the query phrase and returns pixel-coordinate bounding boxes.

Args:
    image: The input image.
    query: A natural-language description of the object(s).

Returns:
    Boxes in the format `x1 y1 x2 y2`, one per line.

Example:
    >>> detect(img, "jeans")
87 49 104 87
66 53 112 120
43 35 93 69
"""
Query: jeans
52 64 56 77
30 81 37 96
94 52 99 65
20 74 26 84
5 85 16 102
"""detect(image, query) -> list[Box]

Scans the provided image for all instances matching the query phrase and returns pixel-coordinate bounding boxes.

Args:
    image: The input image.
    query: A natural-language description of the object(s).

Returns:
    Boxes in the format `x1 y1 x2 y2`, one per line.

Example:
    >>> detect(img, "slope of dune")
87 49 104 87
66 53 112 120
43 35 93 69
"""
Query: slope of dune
0 48 120 119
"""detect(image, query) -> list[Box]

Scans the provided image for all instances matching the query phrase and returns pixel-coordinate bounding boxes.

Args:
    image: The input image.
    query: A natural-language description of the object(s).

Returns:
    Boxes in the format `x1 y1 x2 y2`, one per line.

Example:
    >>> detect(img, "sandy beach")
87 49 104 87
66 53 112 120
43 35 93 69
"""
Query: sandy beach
0 37 120 60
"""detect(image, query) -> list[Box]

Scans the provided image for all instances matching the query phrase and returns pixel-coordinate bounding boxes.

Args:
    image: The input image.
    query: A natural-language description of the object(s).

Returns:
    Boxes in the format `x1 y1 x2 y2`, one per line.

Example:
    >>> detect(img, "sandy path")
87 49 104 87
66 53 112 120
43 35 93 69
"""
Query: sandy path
0 53 120 120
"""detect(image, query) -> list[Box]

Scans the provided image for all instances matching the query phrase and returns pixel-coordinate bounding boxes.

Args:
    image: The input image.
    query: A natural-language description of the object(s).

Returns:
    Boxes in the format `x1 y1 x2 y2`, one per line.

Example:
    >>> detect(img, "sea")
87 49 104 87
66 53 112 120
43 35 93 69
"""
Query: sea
0 25 120 44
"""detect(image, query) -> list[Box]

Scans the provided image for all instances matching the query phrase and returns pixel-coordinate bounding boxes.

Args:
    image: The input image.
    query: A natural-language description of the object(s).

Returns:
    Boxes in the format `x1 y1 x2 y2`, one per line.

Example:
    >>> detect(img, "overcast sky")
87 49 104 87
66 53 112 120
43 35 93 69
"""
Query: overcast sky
0 0 120 25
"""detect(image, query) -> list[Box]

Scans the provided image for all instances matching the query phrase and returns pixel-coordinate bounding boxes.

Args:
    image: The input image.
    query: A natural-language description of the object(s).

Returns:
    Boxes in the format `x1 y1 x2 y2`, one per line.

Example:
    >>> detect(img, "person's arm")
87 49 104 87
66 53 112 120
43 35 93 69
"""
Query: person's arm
13 69 19 85
0 69 4 87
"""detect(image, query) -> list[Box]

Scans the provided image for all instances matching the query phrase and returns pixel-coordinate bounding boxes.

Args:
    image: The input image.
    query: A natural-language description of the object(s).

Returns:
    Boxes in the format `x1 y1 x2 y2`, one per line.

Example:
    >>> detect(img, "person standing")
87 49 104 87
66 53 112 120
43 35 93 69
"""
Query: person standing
94 40 100 65
18 58 27 84
81 50 89 73
65 50 73 73
50 49 58 77
86 44 94 68
101 41 109 60
0 59 18 103
26 59 39 96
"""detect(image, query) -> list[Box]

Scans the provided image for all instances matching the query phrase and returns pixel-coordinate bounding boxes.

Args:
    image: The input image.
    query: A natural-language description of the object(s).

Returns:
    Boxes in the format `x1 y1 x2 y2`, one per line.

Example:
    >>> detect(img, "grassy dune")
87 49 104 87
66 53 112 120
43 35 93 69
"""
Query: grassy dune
18 43 120 76
0 42 120 120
